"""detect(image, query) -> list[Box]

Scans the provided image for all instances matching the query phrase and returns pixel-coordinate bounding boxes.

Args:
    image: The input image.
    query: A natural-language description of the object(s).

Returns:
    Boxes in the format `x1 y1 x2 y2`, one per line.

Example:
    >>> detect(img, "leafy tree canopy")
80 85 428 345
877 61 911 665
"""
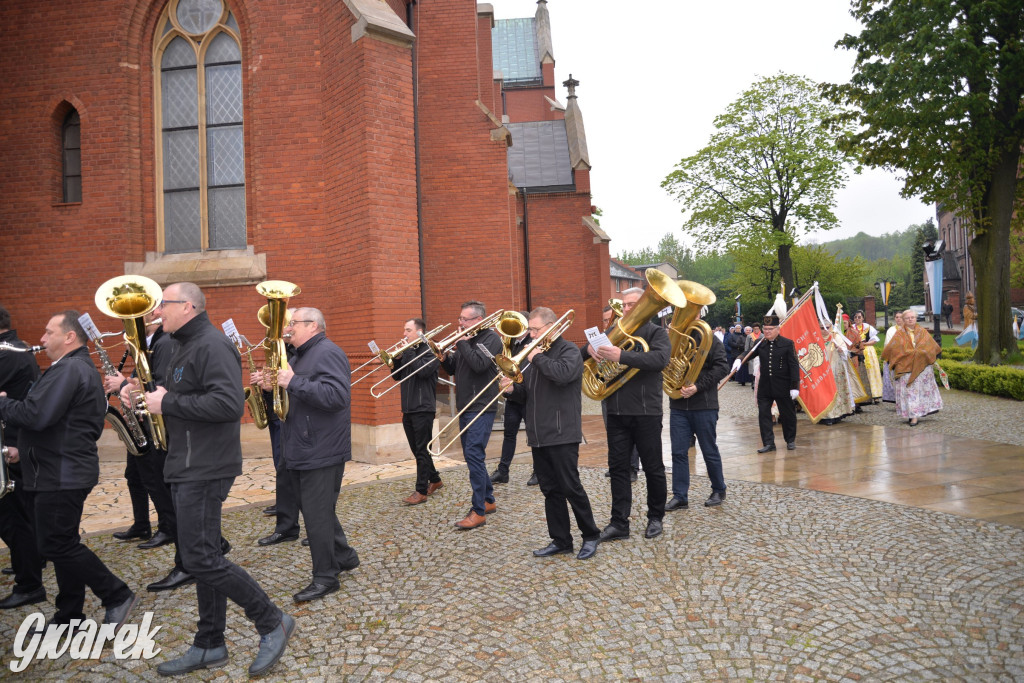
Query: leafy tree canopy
662 72 856 290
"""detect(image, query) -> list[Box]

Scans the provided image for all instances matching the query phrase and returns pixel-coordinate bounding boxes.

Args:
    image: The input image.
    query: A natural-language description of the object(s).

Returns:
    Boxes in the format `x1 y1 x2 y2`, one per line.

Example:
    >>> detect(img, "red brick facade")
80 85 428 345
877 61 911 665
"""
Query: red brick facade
0 0 608 460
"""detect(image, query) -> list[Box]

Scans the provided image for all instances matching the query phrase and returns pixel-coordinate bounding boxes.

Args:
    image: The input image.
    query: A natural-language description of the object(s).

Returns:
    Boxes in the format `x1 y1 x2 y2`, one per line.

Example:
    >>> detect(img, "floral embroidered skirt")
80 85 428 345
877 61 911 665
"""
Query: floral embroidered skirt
894 365 943 419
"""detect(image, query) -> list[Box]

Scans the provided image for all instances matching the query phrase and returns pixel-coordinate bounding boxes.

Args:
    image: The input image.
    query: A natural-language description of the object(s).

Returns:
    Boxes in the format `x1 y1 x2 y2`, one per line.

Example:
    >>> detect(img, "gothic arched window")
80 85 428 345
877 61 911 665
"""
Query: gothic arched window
62 110 82 203
154 0 245 253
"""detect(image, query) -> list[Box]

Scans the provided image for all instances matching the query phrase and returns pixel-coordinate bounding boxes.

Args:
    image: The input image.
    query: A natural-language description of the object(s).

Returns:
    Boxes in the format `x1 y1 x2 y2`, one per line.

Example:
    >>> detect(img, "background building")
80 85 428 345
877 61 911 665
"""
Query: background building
0 0 609 462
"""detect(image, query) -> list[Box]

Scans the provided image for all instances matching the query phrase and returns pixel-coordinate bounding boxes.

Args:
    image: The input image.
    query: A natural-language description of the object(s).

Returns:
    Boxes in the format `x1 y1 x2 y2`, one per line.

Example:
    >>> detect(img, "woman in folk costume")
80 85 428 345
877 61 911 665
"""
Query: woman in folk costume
846 310 883 404
819 307 864 425
956 292 979 348
882 309 943 425
881 311 904 403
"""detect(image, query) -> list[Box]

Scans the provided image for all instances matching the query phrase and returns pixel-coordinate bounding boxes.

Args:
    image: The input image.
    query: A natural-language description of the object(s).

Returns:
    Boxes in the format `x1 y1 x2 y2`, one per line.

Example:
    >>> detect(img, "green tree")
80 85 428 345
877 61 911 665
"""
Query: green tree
662 72 855 291
826 2 1024 364
725 242 867 301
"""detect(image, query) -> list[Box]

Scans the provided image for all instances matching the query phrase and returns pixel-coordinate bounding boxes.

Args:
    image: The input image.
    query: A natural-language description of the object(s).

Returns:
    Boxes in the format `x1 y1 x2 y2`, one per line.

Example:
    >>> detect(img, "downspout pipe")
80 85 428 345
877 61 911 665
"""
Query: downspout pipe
519 185 532 312
409 1 426 320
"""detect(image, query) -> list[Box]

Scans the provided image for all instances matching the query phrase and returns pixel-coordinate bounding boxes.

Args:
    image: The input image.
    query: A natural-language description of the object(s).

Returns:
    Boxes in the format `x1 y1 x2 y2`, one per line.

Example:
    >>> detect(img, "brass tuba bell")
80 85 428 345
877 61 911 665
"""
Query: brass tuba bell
662 280 717 399
256 280 299 421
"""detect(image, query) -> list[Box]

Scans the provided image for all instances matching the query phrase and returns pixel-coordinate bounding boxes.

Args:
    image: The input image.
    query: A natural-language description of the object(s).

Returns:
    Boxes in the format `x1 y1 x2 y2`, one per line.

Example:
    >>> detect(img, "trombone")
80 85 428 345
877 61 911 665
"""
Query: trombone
426 309 574 457
352 323 449 388
418 309 506 362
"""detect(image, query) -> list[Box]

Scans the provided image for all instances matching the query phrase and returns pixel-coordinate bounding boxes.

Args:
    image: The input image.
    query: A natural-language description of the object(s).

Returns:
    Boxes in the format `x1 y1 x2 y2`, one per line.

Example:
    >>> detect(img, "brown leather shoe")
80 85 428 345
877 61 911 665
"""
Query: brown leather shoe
484 501 497 515
403 492 428 505
426 481 444 495
454 511 486 530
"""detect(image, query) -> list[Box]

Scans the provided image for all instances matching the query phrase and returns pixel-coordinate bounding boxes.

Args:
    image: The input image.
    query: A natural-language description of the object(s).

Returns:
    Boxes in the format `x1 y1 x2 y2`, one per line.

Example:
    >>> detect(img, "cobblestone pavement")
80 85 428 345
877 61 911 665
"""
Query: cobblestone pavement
1 464 1022 680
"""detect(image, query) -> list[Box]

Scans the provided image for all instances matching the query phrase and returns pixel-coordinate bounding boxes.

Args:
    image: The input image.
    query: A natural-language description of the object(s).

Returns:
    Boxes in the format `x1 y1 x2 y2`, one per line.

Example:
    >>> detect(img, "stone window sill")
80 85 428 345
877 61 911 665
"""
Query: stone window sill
125 247 267 288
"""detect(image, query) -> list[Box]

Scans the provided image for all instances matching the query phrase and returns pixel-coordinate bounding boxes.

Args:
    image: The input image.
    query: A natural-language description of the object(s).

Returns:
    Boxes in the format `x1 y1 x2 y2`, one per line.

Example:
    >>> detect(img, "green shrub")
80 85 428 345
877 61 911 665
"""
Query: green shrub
935 359 1024 400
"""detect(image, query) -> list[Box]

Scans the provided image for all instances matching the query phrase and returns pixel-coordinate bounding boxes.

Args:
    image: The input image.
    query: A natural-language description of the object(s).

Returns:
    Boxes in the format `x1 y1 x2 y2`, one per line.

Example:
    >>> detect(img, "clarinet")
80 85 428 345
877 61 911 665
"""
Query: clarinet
96 343 149 452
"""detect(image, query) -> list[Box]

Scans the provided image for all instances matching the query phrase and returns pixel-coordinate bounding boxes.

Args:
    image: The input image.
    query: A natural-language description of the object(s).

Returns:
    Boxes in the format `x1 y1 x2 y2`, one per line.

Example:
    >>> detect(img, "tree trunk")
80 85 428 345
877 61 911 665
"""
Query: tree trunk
777 243 794 297
970 147 1020 365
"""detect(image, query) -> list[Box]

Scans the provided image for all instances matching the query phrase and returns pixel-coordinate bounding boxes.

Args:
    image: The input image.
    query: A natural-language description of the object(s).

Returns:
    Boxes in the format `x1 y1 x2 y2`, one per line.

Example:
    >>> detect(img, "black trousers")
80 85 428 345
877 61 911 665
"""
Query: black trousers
757 393 797 446
30 488 132 623
606 413 666 530
403 411 440 494
124 451 150 531
269 417 300 536
172 478 281 648
496 399 525 475
288 463 359 587
532 443 599 548
134 446 176 537
0 464 43 593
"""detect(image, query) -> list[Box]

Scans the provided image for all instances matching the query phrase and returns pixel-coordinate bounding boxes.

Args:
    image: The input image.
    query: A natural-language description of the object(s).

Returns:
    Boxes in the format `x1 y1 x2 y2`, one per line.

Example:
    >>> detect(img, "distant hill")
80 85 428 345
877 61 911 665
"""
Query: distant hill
818 229 918 261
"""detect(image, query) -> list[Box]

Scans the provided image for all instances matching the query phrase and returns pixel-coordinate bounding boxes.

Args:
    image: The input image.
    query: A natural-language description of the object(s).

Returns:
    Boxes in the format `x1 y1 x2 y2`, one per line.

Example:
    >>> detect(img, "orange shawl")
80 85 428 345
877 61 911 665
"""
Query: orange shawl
880 325 940 384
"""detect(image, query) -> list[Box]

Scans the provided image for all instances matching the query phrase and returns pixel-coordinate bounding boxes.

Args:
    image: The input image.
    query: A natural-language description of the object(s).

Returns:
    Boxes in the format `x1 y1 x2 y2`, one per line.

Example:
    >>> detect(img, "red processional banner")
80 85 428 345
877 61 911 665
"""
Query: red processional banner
779 296 837 423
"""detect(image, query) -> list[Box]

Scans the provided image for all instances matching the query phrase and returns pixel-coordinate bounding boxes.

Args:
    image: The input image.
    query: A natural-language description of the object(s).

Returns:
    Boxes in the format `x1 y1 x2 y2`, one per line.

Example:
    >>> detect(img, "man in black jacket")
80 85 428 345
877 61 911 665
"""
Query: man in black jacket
0 311 136 627
0 305 45 610
585 287 670 541
752 314 801 452
393 318 443 505
262 307 359 602
440 300 504 530
667 331 730 511
491 326 536 486
141 283 292 677
503 307 599 560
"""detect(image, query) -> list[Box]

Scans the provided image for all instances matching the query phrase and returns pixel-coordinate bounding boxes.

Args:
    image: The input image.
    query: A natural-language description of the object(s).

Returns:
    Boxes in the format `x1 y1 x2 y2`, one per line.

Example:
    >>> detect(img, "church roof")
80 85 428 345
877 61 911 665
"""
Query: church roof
493 18 542 85
506 120 573 190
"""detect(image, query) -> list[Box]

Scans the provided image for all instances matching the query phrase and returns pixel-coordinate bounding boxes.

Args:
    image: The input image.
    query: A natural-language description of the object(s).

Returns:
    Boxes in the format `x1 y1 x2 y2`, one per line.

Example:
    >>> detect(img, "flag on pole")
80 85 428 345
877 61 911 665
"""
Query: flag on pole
779 292 838 423
878 281 891 307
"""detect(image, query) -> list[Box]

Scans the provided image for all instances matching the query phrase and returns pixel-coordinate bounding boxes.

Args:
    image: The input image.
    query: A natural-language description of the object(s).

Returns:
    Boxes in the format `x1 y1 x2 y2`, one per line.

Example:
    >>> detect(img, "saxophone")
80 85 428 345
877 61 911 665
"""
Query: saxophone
95 343 149 455
243 345 269 429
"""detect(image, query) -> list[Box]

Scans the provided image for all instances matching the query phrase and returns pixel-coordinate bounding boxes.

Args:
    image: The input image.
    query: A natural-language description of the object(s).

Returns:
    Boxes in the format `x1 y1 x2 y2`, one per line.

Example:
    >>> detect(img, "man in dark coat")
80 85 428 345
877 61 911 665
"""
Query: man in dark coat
503 307 599 560
262 307 359 602
141 282 292 677
667 330 730 510
0 311 136 628
393 318 444 505
752 314 801 452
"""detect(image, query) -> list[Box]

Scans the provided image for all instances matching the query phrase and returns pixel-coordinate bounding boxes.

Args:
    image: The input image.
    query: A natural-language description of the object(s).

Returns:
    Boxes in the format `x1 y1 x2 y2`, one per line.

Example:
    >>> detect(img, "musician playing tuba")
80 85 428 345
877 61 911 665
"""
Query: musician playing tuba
584 285 671 543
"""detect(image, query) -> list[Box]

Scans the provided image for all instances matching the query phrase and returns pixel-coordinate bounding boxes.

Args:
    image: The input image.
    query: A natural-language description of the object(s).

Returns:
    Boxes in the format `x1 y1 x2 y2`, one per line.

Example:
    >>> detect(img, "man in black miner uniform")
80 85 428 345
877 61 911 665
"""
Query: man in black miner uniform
585 287 670 541
0 311 136 628
0 304 45 610
257 307 360 602
751 314 801 452
136 282 292 677
393 318 444 505
502 307 600 560
491 319 538 487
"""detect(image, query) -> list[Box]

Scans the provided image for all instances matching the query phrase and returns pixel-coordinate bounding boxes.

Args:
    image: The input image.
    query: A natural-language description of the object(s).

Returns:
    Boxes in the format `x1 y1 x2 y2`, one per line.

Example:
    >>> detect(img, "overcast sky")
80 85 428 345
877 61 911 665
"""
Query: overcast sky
493 0 936 256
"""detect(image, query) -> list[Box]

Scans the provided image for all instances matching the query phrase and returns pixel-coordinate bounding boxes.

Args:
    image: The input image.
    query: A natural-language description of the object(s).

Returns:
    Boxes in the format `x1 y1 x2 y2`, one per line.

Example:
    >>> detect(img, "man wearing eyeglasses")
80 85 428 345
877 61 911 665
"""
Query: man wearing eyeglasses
136 282 293 677
501 307 599 560
440 300 504 530
257 307 359 602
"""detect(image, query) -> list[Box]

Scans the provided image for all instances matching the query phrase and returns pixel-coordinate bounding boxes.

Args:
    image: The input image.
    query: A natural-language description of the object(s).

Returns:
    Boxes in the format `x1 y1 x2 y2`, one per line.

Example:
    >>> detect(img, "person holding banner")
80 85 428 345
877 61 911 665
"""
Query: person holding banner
754 314 800 452
881 310 943 426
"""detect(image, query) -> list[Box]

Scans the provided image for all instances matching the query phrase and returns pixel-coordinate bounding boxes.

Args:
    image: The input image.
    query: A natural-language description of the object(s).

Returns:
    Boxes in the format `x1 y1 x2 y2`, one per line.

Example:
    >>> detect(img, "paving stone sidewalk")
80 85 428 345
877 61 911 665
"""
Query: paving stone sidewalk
1 465 1021 681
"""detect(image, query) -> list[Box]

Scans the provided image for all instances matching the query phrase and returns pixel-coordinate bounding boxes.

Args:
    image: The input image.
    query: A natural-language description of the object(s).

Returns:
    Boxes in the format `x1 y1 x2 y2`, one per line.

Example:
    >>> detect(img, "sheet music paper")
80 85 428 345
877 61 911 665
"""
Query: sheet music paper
368 340 380 354
221 318 240 344
77 313 102 342
584 326 611 350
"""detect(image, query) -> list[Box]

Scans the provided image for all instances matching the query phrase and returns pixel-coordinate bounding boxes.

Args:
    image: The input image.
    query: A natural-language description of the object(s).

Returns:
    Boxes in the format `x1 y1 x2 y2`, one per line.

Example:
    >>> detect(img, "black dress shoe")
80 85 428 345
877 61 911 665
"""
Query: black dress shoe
630 469 639 482
644 518 663 539
604 469 611 478
1 567 13 576
138 530 174 549
532 542 573 557
787 442 796 450
113 527 152 542
301 538 310 547
757 444 776 453
0 587 46 609
258 532 299 546
705 490 726 507
527 472 539 486
263 505 277 516
665 496 689 511
293 581 338 603
147 568 195 592
598 525 629 542
489 469 509 484
577 540 598 560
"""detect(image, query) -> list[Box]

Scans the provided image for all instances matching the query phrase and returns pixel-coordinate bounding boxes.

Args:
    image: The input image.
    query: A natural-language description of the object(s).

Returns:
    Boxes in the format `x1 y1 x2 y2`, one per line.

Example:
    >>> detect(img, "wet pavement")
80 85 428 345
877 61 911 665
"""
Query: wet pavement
0 384 1022 680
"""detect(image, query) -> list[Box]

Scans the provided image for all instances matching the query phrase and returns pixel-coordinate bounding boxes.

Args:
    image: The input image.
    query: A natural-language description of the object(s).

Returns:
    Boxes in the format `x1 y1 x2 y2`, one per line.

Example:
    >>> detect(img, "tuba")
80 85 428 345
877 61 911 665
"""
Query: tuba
94 275 168 451
256 280 299 421
662 280 717 399
582 269 689 401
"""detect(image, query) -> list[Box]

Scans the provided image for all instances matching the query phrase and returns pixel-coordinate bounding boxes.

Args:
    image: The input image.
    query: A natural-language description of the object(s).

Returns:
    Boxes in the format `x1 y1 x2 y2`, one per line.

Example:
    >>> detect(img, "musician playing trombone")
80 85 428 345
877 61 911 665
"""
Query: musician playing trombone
584 287 670 542
439 300 503 530
501 307 600 560
0 304 44 610
393 318 444 506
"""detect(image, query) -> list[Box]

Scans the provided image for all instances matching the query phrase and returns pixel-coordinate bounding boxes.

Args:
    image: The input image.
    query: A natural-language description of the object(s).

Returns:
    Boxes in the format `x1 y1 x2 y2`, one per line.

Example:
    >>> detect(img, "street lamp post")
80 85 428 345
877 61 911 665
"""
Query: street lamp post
922 240 946 345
